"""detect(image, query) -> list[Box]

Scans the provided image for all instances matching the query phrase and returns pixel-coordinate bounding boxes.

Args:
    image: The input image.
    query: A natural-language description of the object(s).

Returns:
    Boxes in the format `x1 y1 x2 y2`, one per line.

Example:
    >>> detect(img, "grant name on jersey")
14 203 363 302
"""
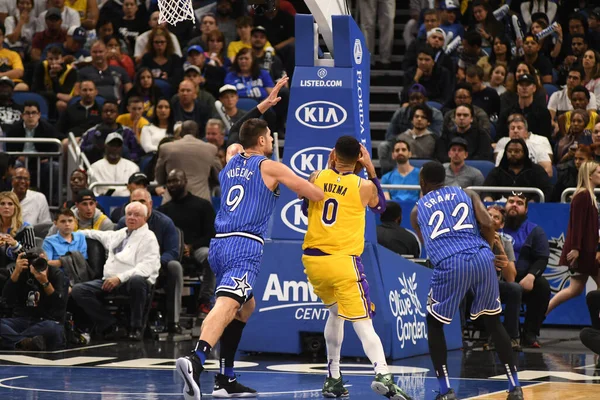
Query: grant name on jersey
226 167 254 180
324 183 348 196
422 192 458 208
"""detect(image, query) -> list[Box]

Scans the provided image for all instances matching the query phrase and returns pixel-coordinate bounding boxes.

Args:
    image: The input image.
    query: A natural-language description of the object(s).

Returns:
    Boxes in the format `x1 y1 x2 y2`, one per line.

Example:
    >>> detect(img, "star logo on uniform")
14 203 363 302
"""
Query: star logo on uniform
337 177 341 182
231 274 252 297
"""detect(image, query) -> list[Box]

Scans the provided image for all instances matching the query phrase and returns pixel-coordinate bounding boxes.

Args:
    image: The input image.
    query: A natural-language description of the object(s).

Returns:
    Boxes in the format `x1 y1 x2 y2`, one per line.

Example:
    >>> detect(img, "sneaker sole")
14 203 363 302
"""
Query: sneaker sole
212 388 257 398
322 391 350 398
176 357 201 400
370 381 408 400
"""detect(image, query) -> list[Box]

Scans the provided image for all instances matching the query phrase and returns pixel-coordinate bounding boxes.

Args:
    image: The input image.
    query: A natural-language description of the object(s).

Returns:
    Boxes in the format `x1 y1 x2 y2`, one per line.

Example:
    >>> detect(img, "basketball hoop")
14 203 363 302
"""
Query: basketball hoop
158 0 195 26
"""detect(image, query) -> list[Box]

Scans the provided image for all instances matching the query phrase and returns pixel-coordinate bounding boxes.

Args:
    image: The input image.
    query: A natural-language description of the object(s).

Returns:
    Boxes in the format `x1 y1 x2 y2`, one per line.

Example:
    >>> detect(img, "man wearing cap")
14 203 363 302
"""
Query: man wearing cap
496 73 553 140
109 172 151 223
134 11 182 64
402 45 453 106
443 137 485 188
89 132 140 197
0 23 26 91
253 1 296 75
30 8 66 62
227 16 274 61
63 189 114 232
31 46 77 115
185 45 226 98
250 26 285 83
36 0 80 33
218 84 247 139
0 75 23 132
44 25 89 62
403 25 455 79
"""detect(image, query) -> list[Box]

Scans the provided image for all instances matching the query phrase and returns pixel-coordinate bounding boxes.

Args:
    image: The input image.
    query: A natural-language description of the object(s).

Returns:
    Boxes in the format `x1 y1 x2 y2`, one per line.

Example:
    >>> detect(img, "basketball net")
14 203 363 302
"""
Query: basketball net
158 0 195 26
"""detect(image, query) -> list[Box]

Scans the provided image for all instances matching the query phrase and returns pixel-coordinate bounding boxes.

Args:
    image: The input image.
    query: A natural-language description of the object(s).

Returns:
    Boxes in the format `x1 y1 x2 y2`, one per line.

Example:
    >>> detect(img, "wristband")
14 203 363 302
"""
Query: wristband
41 281 50 289
369 177 386 214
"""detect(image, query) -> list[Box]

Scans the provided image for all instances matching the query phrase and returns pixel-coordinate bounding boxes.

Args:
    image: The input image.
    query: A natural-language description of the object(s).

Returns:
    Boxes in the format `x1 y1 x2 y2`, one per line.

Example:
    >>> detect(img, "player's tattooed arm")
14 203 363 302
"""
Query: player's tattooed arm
308 170 320 183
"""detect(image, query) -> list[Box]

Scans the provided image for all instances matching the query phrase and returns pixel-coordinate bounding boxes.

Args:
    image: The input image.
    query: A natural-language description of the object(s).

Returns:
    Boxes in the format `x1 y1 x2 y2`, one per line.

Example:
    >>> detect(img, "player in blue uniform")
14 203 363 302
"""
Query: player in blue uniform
176 77 325 400
411 162 524 400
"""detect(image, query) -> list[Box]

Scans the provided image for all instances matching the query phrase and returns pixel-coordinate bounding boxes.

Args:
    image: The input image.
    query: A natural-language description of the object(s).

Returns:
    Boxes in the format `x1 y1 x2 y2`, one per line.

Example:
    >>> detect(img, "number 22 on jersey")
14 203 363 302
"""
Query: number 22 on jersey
428 202 474 239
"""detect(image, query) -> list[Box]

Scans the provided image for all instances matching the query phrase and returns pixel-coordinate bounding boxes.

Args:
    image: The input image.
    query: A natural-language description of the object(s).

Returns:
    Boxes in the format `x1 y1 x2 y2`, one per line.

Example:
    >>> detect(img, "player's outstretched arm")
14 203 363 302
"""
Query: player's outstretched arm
262 160 324 201
357 145 386 213
465 189 495 247
410 205 424 244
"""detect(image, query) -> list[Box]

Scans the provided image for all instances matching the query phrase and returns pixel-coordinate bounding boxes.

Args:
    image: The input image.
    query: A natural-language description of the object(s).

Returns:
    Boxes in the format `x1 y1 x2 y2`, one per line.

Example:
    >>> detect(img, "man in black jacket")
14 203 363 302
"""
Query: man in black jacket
376 201 420 258
56 80 102 138
401 45 453 106
0 249 67 350
482 138 553 202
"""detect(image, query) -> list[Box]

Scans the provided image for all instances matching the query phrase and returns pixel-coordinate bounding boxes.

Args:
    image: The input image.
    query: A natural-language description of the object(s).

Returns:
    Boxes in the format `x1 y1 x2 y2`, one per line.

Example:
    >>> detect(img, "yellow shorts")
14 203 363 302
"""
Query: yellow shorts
302 253 374 321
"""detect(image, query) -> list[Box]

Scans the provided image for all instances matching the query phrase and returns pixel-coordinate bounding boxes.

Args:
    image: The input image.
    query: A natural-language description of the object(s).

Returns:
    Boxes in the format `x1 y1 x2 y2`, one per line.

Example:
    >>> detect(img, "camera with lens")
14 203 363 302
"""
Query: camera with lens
24 252 48 273
249 0 276 15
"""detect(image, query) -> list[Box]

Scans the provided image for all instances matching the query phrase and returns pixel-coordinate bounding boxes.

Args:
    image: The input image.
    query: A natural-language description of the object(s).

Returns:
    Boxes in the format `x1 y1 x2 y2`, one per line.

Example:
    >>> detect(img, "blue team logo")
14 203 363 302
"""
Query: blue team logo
294 101 348 129
353 39 363 65
280 199 308 234
290 146 332 178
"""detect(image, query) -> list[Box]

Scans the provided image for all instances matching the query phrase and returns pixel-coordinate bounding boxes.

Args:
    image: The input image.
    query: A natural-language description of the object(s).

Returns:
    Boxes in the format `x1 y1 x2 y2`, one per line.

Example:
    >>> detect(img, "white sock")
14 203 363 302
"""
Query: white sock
353 319 389 376
324 305 344 379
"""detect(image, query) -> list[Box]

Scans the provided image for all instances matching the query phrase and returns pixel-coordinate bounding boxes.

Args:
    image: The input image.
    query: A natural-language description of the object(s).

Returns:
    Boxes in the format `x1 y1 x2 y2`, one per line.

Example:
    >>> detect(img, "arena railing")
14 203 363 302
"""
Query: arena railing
0 137 63 208
380 185 546 203
88 182 127 192
560 188 600 203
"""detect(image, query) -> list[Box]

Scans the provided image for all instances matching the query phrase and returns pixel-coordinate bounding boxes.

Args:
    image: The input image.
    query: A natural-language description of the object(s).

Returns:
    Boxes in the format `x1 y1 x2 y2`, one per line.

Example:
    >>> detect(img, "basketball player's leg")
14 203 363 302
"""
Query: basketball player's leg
470 249 522 398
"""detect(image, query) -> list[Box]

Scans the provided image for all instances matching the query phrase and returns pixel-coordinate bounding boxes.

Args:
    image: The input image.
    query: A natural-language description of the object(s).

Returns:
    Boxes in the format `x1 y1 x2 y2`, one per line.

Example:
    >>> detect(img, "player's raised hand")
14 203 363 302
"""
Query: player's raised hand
357 144 376 178
226 143 244 163
260 76 289 111
327 149 336 170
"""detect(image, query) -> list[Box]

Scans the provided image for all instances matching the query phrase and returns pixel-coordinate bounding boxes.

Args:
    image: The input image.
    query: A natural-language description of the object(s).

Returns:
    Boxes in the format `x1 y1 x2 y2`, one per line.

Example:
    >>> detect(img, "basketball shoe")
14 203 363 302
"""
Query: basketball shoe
435 389 457 400
322 375 349 398
212 373 257 398
176 351 203 400
371 373 413 399
507 387 524 400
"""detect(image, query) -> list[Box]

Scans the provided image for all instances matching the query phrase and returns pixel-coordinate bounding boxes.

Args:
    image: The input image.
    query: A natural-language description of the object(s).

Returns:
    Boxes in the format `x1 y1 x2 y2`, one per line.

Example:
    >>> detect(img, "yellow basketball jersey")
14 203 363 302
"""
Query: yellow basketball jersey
67 0 88 20
303 169 365 256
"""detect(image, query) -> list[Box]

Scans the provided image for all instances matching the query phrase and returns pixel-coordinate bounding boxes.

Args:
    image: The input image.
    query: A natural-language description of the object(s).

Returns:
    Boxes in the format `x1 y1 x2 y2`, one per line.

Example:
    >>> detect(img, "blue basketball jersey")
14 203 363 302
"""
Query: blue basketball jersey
417 186 488 265
214 153 279 238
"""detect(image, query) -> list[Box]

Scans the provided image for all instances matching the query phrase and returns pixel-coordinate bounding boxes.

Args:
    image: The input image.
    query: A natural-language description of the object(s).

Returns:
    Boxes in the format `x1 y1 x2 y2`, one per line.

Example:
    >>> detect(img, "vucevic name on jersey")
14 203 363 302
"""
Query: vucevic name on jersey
417 186 488 265
214 153 279 240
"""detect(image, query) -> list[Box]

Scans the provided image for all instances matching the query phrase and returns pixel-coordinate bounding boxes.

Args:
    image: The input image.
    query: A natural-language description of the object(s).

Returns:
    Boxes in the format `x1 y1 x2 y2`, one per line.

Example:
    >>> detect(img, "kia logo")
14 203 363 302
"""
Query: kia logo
280 199 307 234
289 146 332 178
354 39 363 65
295 101 347 129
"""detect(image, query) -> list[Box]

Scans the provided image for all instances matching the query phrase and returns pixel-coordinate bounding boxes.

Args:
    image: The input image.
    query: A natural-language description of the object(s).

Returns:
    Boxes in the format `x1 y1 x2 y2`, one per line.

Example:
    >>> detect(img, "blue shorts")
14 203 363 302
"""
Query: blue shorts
427 247 501 324
208 235 263 304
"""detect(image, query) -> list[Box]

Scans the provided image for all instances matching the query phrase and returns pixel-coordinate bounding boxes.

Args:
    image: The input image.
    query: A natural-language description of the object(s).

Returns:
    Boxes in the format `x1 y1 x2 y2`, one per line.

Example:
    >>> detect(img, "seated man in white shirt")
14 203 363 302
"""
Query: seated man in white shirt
88 132 140 197
11 167 52 225
71 202 160 341
494 113 553 177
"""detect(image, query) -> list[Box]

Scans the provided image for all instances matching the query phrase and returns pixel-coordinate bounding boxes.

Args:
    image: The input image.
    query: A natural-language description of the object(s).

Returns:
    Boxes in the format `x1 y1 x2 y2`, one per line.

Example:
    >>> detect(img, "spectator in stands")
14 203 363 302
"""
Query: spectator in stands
156 120 219 202
76 40 132 103
0 248 67 350
555 109 593 164
115 188 183 334
0 76 22 131
442 83 491 135
30 8 65 62
500 193 550 348
80 101 143 163
62 189 115 232
67 0 98 30
36 0 79 32
72 201 160 341
116 96 150 142
113 0 146 54
171 79 213 130
214 0 236 45
486 204 522 351
440 0 463 39
556 34 589 86
443 137 485 188
3 0 37 57
0 23 26 91
390 84 443 135
583 50 600 101
225 48 274 102
253 0 296 75
509 34 553 84
95 19 127 55
43 25 88 62
580 289 600 355
109 172 150 223
159 168 216 317
227 16 253 61
134 11 182 64
395 104 436 159
357 0 394 68
104 34 135 81
68 169 88 206
457 30 487 81
140 27 183 87
43 208 88 269
529 18 562 60
123 68 162 118
186 45 226 99
500 61 547 112
483 138 553 202
402 46 452 106
497 74 553 141
205 118 226 153
494 114 553 177
376 201 420 259
468 0 502 48
557 86 598 138
31 46 77 116
381 140 420 204
251 26 285 83
436 104 492 163
478 35 512 81
88 132 140 197
12 168 52 225
521 0 557 28
140 98 174 154
56 79 102 138
206 30 229 71
188 13 218 51
548 161 600 315
487 64 508 96
0 190 36 261
549 68 597 135
219 84 247 140
552 144 593 202
466 65 500 119
404 26 455 80
404 8 439 55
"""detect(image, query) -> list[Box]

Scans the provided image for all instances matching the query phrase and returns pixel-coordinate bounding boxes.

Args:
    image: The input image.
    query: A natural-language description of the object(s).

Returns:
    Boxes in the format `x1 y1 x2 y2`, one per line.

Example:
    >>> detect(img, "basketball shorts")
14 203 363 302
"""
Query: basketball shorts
208 235 263 305
302 253 374 321
427 247 501 324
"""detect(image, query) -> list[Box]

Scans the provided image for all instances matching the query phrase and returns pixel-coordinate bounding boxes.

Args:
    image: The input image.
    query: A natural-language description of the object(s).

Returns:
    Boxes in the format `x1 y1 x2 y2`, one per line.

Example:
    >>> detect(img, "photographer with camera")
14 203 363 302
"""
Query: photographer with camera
0 248 67 351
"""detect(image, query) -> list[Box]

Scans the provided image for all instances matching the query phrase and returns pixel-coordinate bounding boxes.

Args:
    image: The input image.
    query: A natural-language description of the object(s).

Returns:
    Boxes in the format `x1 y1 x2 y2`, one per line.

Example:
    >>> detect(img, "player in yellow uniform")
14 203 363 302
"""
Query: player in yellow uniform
302 136 411 400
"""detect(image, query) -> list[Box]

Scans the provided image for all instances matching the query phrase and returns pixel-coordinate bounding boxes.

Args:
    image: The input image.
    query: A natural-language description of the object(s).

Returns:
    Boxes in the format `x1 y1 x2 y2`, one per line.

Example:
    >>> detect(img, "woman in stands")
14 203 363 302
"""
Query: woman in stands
140 98 174 154
551 144 593 202
3 0 37 59
0 191 35 264
487 64 508 96
104 34 135 80
582 50 600 102
467 0 502 48
122 67 162 118
478 35 512 81
547 160 600 315
206 30 230 71
555 109 593 163
140 27 183 88
529 18 563 59
225 48 274 101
